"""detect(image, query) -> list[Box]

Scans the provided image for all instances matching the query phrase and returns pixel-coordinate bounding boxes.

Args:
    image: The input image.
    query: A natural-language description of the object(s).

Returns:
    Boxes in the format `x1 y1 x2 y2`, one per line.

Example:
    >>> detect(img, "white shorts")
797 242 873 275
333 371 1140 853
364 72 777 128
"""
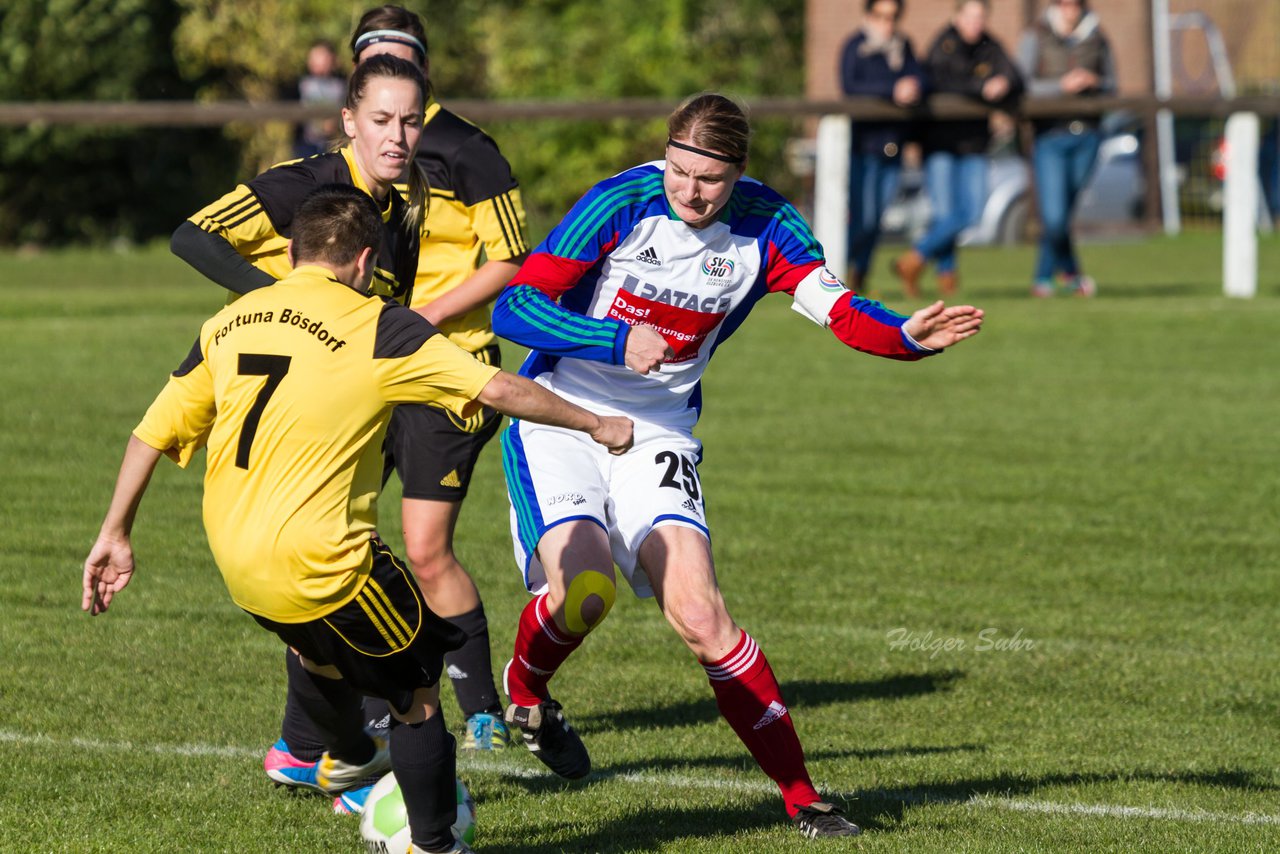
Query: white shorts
501 418 708 598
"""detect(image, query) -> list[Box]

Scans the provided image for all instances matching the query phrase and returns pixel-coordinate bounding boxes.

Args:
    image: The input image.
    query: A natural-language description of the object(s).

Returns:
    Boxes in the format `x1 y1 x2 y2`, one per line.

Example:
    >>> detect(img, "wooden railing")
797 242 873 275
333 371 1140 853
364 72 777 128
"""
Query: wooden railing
2 94 1278 127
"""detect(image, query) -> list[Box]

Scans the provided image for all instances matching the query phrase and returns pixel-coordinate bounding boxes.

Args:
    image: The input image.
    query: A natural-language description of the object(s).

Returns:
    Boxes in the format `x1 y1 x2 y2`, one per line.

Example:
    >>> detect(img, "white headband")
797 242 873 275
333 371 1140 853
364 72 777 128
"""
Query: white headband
354 29 426 61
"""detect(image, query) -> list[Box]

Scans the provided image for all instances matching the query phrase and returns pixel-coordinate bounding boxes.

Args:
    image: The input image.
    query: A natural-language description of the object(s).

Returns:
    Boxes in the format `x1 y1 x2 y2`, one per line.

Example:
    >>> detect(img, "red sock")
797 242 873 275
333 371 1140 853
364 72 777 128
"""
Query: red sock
506 593 583 707
703 631 820 817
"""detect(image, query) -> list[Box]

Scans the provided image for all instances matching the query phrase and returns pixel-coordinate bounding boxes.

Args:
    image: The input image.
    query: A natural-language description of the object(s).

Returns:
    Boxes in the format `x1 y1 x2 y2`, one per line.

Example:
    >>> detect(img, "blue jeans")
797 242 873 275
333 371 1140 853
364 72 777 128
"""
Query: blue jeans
916 152 987 274
1032 128 1101 281
847 151 902 275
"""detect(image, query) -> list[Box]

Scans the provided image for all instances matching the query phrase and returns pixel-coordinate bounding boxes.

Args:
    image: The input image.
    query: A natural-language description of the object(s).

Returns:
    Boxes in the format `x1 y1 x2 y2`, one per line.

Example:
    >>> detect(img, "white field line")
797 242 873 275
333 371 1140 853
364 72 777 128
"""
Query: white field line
4 730 1275 827
0 729 256 759
970 795 1280 826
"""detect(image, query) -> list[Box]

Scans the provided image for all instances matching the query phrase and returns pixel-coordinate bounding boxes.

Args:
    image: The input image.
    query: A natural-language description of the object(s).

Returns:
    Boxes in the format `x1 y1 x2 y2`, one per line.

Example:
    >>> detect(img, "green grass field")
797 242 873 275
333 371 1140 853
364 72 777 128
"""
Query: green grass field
2 234 1277 852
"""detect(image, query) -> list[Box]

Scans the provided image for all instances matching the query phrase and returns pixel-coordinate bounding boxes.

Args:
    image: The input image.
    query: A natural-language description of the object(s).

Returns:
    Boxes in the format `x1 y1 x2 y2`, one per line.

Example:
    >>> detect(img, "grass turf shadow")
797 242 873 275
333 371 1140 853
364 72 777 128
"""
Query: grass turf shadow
466 763 1271 848
847 768 1278 832
473 798 822 853
573 670 966 734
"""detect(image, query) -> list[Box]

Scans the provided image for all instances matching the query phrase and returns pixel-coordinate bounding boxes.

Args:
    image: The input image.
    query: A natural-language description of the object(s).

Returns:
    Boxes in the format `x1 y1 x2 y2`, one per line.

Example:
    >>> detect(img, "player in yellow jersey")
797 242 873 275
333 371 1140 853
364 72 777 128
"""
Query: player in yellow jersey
167 44 469 791
83 185 632 854
172 53 428 308
274 11 534 801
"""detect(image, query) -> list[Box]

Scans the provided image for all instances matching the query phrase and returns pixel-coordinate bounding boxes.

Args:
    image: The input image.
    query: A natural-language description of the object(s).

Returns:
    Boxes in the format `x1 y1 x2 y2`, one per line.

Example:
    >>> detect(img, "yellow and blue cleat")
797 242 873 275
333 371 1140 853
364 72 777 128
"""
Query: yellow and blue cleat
462 712 512 751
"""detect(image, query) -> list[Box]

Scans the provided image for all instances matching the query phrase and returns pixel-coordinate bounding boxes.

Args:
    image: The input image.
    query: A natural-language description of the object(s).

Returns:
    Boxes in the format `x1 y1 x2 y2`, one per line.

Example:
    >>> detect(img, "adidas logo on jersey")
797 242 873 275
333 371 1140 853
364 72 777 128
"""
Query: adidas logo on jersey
446 664 468 680
636 246 661 265
681 498 700 515
752 700 789 730
439 469 462 488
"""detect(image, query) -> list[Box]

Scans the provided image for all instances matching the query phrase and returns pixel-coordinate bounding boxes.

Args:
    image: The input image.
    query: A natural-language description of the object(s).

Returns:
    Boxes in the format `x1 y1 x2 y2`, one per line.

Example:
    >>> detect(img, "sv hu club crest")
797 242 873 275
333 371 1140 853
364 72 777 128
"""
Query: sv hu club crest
702 256 735 279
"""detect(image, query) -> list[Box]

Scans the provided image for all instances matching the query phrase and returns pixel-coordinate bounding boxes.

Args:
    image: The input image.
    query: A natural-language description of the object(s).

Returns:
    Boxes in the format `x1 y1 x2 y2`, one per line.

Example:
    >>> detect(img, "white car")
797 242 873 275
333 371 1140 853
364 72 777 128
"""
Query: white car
882 122 1146 247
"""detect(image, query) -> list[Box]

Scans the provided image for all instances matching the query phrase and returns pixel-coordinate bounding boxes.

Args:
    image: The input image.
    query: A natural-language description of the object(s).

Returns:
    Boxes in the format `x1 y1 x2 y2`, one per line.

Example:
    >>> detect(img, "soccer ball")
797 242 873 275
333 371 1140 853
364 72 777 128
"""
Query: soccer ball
359 773 476 853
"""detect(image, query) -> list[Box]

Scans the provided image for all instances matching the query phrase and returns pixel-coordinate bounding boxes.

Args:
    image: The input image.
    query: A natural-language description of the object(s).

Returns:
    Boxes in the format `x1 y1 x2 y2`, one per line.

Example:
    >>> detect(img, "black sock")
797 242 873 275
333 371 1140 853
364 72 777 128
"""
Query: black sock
442 604 501 717
390 714 457 852
283 650 372 764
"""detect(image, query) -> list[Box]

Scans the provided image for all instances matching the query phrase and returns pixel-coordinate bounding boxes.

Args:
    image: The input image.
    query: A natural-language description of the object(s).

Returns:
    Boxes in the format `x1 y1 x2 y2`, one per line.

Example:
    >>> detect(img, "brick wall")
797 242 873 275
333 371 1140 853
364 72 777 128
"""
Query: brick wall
1168 0 1280 94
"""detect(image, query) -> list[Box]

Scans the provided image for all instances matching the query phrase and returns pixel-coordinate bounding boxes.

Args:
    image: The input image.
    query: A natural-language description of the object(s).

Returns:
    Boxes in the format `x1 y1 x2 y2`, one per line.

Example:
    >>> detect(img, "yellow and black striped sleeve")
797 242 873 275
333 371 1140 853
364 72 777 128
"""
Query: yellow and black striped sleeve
180 156 348 290
177 183 292 291
453 138 530 263
188 184 291 268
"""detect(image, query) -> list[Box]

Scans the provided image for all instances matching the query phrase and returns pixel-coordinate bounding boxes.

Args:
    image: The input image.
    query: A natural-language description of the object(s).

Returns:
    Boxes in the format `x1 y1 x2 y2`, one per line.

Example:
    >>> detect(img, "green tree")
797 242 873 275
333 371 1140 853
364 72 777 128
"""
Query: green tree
472 0 807 230
172 0 365 173
0 0 236 245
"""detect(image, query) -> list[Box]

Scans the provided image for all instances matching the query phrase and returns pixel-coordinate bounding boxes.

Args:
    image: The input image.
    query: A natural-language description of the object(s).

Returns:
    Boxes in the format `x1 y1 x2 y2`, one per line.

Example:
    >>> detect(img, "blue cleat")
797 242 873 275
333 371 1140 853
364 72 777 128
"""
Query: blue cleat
332 776 380 815
462 711 512 750
264 739 322 792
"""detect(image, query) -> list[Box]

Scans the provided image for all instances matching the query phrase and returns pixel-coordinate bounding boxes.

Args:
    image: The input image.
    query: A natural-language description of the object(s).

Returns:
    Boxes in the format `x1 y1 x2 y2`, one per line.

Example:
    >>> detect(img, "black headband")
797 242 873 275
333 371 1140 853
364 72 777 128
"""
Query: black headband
666 138 743 165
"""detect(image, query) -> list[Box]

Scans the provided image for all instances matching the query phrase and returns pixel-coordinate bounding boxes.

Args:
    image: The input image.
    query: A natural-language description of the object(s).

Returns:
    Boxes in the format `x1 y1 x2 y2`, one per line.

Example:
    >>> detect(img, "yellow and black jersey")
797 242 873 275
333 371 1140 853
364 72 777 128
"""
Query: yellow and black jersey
187 148 420 305
132 265 500 623
404 98 529 351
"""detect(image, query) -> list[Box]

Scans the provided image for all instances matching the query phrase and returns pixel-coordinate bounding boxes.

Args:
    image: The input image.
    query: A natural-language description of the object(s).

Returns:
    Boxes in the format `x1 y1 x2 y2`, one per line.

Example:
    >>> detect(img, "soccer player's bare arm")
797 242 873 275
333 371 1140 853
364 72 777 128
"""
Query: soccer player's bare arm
83 334 217 615
82 436 164 615
416 255 524 326
475 371 633 455
373 302 633 453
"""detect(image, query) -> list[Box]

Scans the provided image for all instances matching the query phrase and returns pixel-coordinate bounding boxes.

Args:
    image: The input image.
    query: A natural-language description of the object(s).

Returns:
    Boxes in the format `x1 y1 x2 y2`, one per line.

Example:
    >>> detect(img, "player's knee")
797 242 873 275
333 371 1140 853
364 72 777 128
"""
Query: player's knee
670 600 731 651
404 540 458 586
563 570 616 636
390 685 441 725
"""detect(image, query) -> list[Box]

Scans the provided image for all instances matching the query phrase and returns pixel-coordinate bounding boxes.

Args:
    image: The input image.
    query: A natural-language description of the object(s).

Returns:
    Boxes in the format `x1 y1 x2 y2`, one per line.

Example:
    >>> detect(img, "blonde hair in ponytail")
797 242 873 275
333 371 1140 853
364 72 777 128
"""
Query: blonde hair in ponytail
401 152 430 234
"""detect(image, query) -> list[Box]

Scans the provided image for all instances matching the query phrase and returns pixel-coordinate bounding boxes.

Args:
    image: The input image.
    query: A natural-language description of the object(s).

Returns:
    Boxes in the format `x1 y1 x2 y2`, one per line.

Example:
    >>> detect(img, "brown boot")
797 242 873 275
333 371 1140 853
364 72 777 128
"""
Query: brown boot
937 270 959 297
892 250 925 299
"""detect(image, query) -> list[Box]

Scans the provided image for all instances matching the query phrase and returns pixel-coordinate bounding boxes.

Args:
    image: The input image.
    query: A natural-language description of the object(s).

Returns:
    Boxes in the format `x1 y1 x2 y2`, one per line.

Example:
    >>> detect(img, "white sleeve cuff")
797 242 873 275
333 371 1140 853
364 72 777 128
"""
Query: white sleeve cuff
900 326 936 353
790 266 848 327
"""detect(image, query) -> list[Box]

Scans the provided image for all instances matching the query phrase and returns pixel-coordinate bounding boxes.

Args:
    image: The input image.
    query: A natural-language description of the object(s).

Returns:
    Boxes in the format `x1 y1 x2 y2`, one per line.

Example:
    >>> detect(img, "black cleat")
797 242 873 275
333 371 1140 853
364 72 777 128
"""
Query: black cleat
503 699 591 780
792 802 862 838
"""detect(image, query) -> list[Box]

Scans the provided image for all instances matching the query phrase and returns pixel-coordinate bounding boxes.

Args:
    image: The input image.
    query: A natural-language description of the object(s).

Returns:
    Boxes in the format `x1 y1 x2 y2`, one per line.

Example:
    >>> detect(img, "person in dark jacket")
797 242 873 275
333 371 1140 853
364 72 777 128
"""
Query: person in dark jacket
893 0 1022 298
839 0 925 293
1018 0 1114 297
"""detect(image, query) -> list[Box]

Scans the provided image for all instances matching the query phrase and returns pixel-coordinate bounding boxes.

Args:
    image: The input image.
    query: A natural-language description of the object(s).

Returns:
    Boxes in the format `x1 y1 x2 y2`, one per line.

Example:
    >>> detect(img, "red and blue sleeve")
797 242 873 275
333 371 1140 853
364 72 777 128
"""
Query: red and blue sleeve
760 196 934 361
493 169 662 365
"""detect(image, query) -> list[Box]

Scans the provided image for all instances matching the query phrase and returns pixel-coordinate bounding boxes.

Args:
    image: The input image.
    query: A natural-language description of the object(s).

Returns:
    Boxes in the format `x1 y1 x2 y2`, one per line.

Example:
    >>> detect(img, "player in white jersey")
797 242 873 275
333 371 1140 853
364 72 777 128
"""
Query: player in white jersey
490 93 984 839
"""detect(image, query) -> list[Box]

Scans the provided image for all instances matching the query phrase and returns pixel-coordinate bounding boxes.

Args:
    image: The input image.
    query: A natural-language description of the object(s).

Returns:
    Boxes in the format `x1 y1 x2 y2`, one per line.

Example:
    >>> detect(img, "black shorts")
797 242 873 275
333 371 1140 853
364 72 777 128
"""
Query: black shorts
382 345 502 502
251 537 466 715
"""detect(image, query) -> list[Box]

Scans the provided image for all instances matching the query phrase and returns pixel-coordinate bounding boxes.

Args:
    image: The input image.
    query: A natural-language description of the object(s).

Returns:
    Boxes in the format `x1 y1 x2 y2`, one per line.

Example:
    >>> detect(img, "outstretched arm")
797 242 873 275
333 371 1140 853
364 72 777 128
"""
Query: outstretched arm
476 371 633 455
902 300 985 351
82 436 164 615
